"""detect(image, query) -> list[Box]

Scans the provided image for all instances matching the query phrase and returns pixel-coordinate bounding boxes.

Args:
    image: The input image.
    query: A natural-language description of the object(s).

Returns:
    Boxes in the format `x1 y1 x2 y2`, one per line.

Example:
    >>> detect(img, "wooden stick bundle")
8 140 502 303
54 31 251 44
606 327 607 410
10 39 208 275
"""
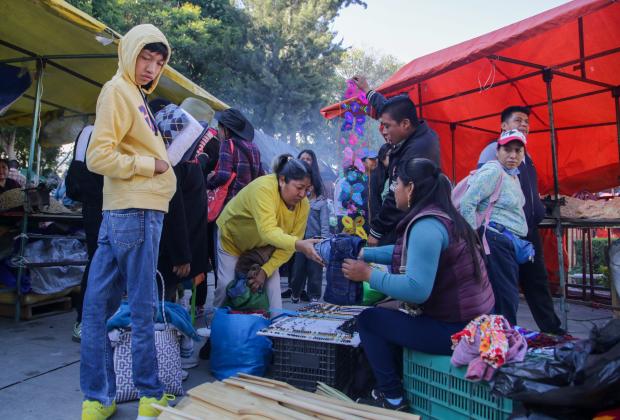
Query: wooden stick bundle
157 374 420 420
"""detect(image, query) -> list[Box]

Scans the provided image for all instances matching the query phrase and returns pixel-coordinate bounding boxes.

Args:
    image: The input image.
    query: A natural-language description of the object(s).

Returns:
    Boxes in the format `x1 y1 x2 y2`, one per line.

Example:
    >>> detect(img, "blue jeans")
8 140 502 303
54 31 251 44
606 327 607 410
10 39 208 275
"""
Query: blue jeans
358 308 467 398
483 228 520 326
80 209 164 405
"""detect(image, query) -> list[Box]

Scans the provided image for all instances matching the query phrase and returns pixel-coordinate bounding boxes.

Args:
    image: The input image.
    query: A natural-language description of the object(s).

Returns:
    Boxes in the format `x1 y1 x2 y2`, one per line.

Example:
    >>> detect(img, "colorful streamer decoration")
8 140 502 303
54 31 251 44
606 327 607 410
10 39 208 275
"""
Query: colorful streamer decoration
338 79 370 239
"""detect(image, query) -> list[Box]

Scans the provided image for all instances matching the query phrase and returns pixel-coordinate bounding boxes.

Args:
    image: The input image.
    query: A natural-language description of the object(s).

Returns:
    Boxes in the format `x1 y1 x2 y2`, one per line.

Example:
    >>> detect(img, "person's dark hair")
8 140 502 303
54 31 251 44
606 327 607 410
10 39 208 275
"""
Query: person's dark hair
379 95 419 127
143 42 169 60
500 106 530 123
298 149 324 196
398 158 484 283
0 159 9 169
273 154 311 183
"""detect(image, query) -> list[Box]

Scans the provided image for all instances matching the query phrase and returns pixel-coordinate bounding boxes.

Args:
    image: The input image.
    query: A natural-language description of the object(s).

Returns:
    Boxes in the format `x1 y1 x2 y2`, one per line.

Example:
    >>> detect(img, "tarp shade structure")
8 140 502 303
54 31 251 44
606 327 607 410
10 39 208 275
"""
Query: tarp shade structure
0 0 229 128
253 129 337 194
320 0 620 196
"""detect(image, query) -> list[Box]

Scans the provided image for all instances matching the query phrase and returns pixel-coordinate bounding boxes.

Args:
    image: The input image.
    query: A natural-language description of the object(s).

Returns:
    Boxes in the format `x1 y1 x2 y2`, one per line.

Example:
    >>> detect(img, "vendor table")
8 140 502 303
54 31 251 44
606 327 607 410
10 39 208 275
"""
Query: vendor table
0 210 85 320
538 217 620 321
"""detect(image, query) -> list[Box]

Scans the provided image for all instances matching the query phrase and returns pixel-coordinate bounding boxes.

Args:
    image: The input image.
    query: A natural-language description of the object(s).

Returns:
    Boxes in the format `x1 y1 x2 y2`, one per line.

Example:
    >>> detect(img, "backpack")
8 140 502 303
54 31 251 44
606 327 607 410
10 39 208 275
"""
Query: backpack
451 160 504 254
65 125 103 203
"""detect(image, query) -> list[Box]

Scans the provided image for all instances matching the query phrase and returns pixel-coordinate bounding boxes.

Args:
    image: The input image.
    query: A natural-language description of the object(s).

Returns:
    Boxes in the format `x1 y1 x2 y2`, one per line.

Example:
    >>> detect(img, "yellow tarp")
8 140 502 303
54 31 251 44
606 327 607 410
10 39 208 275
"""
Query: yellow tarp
0 0 229 127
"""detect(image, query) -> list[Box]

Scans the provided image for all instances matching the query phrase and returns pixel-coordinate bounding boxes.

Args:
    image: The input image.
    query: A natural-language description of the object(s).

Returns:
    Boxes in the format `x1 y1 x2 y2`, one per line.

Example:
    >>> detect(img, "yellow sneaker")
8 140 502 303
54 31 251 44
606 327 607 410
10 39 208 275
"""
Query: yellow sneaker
82 400 116 420
137 394 175 420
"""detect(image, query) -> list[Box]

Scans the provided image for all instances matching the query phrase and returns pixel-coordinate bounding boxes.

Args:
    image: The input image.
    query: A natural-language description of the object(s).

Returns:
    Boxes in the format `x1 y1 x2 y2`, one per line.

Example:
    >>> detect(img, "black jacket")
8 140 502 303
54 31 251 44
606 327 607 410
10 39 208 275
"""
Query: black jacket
368 162 387 223
366 90 440 244
369 121 441 244
519 154 547 232
159 161 209 284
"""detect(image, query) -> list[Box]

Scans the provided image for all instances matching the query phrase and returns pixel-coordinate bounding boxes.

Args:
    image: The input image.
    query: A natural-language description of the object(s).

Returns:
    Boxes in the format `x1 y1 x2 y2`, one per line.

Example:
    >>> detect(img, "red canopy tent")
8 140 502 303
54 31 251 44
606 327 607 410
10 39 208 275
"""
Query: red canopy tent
321 0 620 196
321 0 620 324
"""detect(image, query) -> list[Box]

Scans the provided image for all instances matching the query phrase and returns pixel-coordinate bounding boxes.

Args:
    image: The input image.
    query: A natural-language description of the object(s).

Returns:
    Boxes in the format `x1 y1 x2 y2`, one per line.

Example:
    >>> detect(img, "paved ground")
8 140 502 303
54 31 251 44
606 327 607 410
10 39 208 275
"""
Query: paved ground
0 274 614 420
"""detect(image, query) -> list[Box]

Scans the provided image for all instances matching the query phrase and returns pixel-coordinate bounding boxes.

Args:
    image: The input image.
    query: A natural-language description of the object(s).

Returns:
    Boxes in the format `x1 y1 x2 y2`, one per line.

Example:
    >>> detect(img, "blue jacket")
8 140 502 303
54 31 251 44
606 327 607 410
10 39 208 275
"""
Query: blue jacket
107 301 200 341
478 142 546 232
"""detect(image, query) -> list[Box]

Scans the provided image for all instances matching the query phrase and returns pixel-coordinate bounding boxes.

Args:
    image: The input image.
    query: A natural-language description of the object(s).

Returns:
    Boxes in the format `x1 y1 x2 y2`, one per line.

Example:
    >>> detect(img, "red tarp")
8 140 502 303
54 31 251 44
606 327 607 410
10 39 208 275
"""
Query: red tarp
321 0 620 195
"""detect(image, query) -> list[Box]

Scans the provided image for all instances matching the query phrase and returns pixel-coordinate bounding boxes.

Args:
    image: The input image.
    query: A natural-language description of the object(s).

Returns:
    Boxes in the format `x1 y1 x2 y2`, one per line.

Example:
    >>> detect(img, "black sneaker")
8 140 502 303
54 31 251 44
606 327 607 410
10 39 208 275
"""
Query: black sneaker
356 390 408 412
281 288 293 299
300 290 310 302
291 296 300 304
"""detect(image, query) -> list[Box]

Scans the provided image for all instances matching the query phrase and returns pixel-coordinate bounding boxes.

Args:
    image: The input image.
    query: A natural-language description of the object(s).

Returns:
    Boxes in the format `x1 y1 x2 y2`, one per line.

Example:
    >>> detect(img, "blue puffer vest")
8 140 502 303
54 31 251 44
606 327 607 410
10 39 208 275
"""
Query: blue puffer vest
392 205 495 323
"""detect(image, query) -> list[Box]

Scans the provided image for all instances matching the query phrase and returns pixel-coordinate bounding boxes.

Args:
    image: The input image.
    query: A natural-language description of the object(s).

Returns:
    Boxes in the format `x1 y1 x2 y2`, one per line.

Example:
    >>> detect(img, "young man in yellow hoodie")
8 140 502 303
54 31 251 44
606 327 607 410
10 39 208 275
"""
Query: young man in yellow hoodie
80 24 176 420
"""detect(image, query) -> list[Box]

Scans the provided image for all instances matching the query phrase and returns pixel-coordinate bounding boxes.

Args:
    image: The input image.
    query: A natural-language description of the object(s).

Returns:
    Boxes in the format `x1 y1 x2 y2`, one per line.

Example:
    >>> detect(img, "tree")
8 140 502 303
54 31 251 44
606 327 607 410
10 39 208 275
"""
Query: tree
298 47 402 169
67 0 250 105
233 0 365 139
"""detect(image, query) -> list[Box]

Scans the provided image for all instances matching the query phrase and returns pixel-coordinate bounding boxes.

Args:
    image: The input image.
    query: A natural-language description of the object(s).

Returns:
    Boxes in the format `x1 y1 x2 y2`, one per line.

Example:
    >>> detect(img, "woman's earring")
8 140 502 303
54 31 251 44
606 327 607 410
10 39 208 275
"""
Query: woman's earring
407 197 412 208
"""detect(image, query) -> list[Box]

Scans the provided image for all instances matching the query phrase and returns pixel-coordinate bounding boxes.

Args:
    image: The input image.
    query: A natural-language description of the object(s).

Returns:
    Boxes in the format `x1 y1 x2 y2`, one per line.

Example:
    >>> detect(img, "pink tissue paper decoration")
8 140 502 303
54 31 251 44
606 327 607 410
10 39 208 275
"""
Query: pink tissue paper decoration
343 147 354 168
348 133 358 146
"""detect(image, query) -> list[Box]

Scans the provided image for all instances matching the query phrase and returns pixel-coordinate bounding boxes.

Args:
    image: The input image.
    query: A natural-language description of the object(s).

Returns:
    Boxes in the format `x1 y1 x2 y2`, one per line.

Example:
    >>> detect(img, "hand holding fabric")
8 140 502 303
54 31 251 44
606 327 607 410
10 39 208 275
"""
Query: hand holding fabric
173 263 191 278
248 268 267 293
295 238 324 266
342 258 372 282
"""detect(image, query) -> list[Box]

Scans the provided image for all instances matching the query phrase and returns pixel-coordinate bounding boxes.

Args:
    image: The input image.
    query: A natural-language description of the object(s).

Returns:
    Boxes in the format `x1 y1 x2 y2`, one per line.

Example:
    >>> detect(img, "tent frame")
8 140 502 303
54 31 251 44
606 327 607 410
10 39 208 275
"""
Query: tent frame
436 47 620 327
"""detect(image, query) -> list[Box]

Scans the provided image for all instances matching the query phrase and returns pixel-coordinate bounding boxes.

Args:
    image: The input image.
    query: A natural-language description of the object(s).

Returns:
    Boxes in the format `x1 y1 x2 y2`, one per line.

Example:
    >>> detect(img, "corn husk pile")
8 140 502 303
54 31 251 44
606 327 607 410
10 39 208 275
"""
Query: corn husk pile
155 373 419 420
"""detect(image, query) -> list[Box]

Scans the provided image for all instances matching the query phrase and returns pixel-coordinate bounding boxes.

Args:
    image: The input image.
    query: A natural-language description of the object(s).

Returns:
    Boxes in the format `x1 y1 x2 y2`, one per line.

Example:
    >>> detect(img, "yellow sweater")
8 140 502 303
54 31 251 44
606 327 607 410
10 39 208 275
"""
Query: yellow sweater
87 24 176 212
217 175 309 276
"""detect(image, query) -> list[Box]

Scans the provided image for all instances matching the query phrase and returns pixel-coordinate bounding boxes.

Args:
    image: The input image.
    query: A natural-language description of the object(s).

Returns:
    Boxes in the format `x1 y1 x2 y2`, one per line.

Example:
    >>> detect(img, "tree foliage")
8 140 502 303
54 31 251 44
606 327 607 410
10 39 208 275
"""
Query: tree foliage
57 1 403 169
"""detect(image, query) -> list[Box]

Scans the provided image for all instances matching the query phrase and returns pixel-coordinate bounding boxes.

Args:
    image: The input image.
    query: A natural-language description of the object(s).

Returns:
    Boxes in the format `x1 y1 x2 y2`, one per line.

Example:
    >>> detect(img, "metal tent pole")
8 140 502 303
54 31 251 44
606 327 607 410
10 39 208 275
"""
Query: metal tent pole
36 144 42 180
613 87 620 166
14 59 45 322
543 69 568 329
450 123 457 183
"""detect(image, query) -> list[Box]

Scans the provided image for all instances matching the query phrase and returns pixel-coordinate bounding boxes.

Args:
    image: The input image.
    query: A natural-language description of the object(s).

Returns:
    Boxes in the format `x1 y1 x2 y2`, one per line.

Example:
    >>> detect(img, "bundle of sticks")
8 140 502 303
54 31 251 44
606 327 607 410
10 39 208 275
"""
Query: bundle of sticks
154 373 419 420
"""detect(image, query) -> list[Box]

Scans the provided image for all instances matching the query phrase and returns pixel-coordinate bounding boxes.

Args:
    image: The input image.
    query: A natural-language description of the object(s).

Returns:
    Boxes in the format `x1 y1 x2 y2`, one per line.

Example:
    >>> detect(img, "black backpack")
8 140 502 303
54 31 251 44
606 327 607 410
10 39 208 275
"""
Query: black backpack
65 125 103 204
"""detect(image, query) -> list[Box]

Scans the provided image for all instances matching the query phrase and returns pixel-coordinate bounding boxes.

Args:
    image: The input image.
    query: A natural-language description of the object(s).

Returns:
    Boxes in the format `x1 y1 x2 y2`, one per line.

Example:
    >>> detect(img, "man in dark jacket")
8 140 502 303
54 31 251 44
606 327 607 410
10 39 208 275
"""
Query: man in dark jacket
478 105 564 335
65 125 104 343
352 76 440 245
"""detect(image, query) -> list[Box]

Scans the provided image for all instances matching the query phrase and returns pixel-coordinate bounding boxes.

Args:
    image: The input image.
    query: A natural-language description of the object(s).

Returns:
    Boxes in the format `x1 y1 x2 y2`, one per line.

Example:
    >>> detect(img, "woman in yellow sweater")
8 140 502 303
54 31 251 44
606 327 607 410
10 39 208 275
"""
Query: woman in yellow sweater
215 154 324 310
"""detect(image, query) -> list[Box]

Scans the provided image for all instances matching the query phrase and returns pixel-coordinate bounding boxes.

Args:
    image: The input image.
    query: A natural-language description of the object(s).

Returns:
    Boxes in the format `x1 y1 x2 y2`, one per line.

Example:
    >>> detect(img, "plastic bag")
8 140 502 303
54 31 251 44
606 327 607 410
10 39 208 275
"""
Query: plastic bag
491 319 620 417
362 282 386 306
223 275 269 311
209 308 272 380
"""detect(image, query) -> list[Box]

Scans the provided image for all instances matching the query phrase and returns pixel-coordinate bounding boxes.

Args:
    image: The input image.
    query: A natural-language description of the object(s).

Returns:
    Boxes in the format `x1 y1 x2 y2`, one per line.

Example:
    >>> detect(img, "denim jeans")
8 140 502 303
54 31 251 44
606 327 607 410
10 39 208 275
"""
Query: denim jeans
482 228 520 326
80 209 164 405
358 308 467 398
290 251 323 299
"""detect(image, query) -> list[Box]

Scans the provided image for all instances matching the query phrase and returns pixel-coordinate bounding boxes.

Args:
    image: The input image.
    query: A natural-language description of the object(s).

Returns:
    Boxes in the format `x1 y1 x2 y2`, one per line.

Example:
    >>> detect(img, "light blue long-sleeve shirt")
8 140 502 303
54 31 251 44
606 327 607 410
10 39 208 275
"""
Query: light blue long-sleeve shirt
363 217 449 304
459 160 528 237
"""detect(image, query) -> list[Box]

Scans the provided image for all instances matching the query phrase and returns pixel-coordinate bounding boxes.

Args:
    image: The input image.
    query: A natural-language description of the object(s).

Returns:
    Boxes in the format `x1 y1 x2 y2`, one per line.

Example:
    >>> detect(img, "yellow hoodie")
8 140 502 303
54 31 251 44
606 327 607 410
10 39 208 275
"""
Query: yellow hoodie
217 175 309 277
87 24 176 212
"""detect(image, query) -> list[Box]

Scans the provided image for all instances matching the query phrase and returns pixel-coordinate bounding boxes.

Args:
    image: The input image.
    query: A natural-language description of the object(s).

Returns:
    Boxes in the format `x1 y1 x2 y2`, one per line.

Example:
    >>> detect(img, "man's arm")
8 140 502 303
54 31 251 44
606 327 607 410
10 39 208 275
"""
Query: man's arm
352 75 386 118
86 85 157 178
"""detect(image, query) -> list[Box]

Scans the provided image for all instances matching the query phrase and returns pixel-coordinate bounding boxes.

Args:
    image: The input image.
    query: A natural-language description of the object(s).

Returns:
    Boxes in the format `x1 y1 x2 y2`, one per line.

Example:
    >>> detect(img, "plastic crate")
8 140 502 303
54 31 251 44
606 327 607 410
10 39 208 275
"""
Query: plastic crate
270 337 355 391
403 349 513 420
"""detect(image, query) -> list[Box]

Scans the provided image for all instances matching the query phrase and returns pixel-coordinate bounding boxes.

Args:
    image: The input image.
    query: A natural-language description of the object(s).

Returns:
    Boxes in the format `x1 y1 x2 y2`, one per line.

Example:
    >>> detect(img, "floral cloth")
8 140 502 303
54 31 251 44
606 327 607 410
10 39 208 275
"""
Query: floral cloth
450 314 527 381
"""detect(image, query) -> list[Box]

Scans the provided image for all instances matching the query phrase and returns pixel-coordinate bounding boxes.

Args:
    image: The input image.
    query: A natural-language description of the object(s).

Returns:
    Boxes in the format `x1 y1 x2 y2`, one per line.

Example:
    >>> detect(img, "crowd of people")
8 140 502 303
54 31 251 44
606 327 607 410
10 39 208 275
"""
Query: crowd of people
71 23 564 419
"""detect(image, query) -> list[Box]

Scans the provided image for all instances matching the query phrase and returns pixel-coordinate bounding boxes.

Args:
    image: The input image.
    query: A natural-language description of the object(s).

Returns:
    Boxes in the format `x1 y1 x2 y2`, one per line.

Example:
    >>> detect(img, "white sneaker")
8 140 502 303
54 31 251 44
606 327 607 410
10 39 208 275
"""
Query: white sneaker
180 290 192 311
196 327 211 338
181 369 189 381
181 356 199 369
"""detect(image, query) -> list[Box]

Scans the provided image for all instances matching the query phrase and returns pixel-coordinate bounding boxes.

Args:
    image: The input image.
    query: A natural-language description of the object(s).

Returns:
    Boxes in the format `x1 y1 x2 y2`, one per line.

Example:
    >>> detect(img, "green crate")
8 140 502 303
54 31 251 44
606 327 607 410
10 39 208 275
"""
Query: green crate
403 349 513 420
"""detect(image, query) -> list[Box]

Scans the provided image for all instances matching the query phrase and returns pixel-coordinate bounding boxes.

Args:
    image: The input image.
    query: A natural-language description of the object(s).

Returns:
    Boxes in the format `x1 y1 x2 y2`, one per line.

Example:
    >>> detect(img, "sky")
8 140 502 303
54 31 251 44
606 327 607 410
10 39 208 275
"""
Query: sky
332 0 571 63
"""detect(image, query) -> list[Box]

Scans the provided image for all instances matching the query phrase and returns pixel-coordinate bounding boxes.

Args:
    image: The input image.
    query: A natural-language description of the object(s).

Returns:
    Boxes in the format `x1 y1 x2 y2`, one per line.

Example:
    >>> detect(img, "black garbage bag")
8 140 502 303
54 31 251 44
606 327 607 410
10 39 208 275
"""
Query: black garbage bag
491 319 620 419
